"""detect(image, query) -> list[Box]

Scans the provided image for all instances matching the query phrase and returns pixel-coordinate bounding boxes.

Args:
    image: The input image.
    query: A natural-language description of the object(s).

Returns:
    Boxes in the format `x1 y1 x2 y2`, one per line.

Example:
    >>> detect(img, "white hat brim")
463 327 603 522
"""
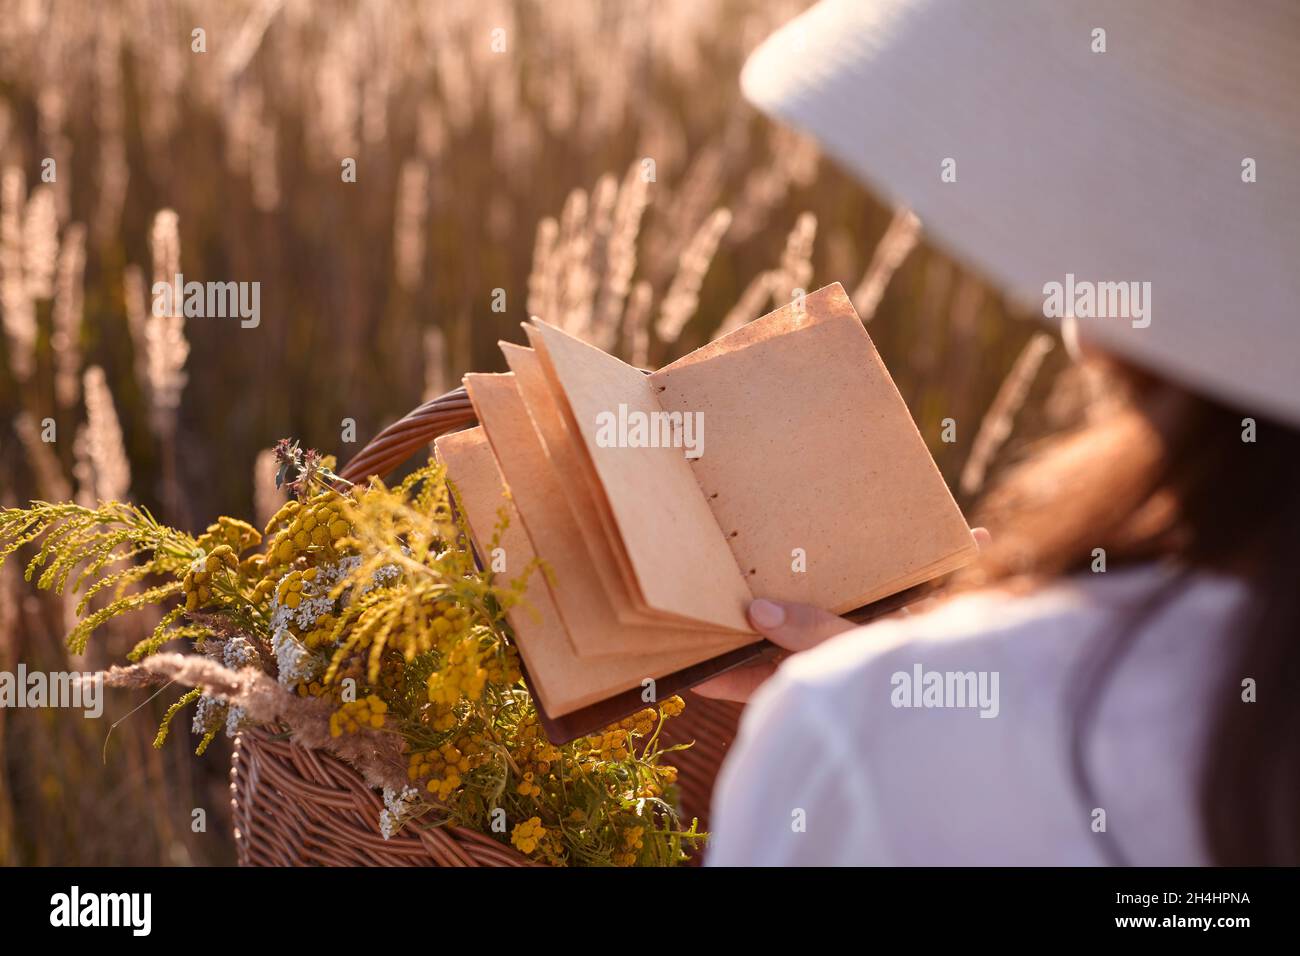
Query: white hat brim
742 0 1300 426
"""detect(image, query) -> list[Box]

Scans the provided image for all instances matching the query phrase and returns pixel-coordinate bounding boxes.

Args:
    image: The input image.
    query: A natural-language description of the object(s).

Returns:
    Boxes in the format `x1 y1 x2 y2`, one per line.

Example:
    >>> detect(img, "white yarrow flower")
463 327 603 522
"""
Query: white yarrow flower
272 626 323 686
379 785 422 840
222 635 257 669
224 704 247 737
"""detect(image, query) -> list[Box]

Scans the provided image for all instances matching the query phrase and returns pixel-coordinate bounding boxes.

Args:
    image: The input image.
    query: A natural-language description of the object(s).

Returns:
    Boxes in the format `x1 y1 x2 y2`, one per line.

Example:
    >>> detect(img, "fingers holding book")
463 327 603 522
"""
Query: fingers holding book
693 527 991 703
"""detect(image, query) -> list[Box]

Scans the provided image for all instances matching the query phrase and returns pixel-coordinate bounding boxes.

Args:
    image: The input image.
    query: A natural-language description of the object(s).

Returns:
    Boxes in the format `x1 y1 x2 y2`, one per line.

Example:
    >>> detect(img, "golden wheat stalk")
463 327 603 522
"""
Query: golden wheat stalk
851 206 922 322
592 162 650 348
555 187 594 338
51 222 87 409
526 215 559 323
621 280 654 368
75 366 132 505
773 211 817 304
960 333 1056 497
144 209 189 440
21 183 58 302
0 167 35 383
100 653 409 792
654 207 732 343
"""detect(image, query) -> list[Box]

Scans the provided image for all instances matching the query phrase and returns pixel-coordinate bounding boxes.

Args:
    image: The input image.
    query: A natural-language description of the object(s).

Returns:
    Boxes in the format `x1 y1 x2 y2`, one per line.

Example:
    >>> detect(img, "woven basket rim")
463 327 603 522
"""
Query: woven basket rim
231 722 539 866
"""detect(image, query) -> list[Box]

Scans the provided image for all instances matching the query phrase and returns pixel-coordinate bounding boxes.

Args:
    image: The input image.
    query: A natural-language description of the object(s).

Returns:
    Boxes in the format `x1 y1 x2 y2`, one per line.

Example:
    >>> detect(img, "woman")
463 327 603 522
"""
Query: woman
701 0 1300 865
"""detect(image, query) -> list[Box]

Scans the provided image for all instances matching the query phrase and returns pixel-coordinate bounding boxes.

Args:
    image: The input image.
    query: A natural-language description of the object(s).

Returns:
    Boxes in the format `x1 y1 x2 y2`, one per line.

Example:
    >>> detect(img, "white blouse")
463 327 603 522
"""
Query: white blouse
707 564 1249 866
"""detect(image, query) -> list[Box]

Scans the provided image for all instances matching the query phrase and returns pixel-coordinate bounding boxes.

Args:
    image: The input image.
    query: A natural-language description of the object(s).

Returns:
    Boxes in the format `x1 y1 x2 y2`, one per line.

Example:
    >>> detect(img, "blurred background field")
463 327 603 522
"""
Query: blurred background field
0 0 1063 865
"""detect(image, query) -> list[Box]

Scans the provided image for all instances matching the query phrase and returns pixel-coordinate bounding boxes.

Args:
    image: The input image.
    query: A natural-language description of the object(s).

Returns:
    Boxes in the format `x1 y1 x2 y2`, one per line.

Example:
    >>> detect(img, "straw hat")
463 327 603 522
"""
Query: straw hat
742 0 1300 426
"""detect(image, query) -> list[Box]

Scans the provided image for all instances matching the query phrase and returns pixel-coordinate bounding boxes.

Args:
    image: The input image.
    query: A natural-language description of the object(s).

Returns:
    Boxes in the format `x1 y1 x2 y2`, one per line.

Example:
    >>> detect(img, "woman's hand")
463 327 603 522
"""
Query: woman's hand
691 600 855 701
693 527 990 703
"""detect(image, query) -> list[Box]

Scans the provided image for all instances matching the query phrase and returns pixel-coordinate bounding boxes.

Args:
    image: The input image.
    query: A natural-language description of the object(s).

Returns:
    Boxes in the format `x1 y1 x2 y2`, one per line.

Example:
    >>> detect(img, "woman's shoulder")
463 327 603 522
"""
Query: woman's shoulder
718 563 1251 864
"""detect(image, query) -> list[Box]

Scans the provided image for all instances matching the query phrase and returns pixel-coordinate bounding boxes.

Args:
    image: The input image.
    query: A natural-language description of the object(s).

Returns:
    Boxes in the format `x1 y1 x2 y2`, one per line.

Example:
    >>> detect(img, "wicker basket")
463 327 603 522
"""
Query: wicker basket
230 388 745 866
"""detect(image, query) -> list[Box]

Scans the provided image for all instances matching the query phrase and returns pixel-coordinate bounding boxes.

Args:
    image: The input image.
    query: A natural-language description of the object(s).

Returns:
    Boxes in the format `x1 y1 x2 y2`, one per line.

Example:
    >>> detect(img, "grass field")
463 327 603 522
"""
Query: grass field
0 0 1062 864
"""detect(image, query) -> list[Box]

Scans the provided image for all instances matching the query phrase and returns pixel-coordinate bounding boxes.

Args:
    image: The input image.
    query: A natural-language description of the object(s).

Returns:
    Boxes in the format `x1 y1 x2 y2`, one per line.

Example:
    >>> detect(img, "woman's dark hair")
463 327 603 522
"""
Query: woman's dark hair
964 360 1300 865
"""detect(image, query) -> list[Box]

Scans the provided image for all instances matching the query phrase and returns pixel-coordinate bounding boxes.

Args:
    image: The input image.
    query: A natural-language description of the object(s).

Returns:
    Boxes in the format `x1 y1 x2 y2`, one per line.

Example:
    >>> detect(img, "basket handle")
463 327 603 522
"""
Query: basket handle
339 369 651 483
338 387 476 483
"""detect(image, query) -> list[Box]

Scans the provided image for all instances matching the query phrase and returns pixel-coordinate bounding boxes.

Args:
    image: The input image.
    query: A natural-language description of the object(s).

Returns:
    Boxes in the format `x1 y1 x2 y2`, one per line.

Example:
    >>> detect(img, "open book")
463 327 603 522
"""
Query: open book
435 283 977 742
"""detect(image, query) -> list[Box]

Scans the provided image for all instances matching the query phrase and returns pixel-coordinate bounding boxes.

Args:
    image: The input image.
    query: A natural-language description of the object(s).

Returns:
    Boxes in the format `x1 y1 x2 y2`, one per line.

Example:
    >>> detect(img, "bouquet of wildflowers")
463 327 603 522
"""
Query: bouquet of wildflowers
0 439 702 866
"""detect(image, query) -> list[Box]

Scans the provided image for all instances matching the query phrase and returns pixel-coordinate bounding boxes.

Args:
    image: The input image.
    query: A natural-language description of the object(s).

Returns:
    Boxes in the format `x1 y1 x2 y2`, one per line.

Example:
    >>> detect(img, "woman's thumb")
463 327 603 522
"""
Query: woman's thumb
747 598 856 652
